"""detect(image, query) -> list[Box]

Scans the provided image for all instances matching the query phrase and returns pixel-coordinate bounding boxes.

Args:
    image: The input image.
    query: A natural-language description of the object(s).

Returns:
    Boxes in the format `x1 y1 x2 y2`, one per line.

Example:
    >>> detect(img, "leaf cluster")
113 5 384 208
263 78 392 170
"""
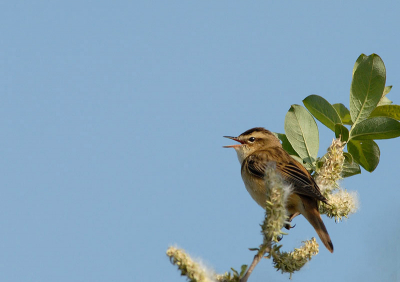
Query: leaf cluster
278 54 400 175
218 265 248 282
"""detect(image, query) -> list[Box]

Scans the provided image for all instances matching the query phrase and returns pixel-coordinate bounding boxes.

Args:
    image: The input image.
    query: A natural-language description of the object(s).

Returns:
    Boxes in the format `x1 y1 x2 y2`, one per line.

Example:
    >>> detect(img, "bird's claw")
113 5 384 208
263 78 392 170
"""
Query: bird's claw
284 223 296 230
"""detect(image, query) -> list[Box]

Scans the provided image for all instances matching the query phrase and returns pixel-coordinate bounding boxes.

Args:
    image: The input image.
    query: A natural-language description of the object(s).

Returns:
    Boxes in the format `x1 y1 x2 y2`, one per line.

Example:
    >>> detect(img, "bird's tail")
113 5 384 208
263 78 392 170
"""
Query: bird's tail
301 197 333 253
302 200 334 253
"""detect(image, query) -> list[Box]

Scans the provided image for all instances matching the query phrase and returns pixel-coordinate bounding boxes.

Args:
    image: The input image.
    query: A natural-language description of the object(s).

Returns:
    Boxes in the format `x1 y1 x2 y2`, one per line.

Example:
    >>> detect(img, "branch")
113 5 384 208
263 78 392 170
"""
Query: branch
240 243 271 282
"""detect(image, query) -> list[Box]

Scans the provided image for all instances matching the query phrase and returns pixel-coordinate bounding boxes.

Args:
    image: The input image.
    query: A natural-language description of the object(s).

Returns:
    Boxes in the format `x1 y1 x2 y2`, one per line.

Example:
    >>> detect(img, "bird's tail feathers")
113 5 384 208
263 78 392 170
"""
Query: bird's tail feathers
303 205 334 253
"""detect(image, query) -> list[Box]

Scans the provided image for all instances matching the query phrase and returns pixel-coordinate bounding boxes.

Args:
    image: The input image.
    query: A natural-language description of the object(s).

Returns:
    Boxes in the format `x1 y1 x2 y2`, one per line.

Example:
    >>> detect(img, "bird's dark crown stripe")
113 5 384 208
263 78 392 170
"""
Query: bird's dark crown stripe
240 127 271 136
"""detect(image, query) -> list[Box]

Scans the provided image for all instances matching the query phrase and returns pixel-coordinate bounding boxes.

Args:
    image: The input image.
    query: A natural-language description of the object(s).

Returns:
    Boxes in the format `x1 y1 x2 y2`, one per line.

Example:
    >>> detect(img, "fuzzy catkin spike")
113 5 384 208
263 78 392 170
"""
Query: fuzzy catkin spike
319 190 359 221
166 247 217 282
315 138 359 221
262 163 292 242
215 274 230 282
315 138 345 195
262 165 319 278
271 238 319 278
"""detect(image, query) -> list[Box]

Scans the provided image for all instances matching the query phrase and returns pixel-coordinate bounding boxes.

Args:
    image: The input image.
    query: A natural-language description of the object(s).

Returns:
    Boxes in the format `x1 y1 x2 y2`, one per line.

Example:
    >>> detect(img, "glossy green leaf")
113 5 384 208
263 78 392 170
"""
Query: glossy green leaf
347 140 380 172
275 133 300 157
352 53 367 76
334 124 349 142
303 95 342 131
341 158 361 178
350 54 386 125
349 117 400 140
369 105 400 120
343 152 353 164
284 104 319 163
332 103 352 125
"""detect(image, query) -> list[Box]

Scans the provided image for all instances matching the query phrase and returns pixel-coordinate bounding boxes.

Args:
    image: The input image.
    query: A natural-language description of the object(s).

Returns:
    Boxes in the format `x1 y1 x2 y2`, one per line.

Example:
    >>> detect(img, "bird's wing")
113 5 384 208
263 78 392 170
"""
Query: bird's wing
244 153 268 178
245 148 327 203
276 161 327 203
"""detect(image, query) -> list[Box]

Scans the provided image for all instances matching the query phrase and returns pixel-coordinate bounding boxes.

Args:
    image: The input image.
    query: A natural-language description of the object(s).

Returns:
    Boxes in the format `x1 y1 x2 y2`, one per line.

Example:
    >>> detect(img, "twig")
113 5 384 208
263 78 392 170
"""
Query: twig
240 243 271 282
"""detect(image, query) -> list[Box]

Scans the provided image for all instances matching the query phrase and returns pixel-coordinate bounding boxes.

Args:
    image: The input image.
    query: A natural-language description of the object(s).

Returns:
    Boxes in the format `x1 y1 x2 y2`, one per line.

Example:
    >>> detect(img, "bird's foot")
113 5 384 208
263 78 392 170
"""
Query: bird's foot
284 223 296 230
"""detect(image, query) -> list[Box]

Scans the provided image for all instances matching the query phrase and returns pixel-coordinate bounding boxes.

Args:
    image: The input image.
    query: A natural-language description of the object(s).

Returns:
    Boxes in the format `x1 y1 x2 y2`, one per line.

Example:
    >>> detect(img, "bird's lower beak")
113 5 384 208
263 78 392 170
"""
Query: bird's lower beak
223 136 243 148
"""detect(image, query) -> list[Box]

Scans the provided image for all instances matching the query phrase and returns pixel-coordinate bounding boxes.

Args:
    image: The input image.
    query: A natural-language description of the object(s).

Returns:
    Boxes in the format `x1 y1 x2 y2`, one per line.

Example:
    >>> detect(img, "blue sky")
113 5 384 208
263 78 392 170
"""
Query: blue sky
1 1 400 282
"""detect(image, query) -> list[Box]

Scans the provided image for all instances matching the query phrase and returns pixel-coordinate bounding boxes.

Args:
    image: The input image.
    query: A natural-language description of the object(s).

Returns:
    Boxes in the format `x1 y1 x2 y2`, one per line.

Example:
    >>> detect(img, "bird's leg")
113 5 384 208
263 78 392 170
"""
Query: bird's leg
284 212 300 230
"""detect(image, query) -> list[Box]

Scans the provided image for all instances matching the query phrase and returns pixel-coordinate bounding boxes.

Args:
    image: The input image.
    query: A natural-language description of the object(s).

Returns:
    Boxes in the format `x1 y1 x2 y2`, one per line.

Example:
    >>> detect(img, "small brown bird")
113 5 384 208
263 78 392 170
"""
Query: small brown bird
224 127 333 253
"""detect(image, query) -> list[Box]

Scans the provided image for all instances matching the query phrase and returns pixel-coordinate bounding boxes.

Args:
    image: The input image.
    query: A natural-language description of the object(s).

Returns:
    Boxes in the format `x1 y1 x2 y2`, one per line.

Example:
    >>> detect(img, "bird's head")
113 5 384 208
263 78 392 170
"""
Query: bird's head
224 127 281 164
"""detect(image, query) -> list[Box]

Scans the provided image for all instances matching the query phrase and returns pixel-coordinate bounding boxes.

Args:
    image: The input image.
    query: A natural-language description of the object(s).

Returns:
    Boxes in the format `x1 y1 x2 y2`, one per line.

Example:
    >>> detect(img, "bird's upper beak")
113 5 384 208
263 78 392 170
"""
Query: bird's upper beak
223 136 244 148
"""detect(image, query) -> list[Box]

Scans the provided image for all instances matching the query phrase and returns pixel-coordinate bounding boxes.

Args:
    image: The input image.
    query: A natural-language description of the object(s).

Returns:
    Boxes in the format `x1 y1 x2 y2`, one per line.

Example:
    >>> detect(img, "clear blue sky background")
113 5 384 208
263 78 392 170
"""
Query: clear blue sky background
1 2 399 282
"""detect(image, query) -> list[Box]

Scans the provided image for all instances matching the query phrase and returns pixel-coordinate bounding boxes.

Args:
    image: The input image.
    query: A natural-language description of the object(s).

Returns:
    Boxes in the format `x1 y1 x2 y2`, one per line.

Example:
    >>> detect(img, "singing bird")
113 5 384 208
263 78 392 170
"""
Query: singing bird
224 127 333 253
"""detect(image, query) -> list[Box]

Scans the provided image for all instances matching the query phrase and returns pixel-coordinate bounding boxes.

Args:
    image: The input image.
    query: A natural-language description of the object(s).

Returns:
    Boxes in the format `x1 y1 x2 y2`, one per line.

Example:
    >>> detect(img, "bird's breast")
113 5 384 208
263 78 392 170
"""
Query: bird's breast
241 170 268 208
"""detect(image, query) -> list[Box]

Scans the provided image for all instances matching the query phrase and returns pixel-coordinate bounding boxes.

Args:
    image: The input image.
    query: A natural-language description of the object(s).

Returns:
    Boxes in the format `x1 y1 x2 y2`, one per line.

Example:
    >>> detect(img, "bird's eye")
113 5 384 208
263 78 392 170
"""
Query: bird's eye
249 137 256 142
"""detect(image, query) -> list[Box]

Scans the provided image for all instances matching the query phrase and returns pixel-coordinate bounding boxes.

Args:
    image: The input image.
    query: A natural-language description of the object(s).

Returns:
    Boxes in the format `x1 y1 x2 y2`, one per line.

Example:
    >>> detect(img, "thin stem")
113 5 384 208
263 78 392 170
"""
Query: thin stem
240 243 271 282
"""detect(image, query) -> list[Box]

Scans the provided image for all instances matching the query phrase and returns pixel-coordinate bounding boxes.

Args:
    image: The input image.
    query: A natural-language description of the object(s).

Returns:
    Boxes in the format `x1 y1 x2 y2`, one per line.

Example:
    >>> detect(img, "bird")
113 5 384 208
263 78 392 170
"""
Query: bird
224 127 334 253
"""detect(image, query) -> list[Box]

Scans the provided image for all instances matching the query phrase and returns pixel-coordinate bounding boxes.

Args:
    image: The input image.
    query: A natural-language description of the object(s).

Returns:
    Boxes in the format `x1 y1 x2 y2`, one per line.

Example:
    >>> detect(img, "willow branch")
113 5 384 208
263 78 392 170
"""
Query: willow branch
240 243 271 282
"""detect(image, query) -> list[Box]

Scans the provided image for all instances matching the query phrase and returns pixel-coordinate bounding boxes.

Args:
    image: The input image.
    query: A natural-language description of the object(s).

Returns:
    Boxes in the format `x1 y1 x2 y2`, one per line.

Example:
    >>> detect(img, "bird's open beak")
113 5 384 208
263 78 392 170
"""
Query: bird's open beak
223 136 243 148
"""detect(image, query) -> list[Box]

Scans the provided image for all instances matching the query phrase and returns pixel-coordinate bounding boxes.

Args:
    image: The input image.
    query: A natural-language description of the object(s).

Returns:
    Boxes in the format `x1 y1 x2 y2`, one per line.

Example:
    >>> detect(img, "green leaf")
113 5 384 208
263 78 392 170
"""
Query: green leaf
383 85 392 97
290 155 304 164
343 152 353 164
369 105 400 120
347 140 380 172
342 158 361 178
240 265 248 277
350 54 386 125
334 124 349 142
316 153 328 169
378 86 393 106
275 133 300 157
290 155 314 172
378 96 393 106
284 104 319 163
303 95 342 131
333 103 353 125
349 117 400 140
352 53 367 76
